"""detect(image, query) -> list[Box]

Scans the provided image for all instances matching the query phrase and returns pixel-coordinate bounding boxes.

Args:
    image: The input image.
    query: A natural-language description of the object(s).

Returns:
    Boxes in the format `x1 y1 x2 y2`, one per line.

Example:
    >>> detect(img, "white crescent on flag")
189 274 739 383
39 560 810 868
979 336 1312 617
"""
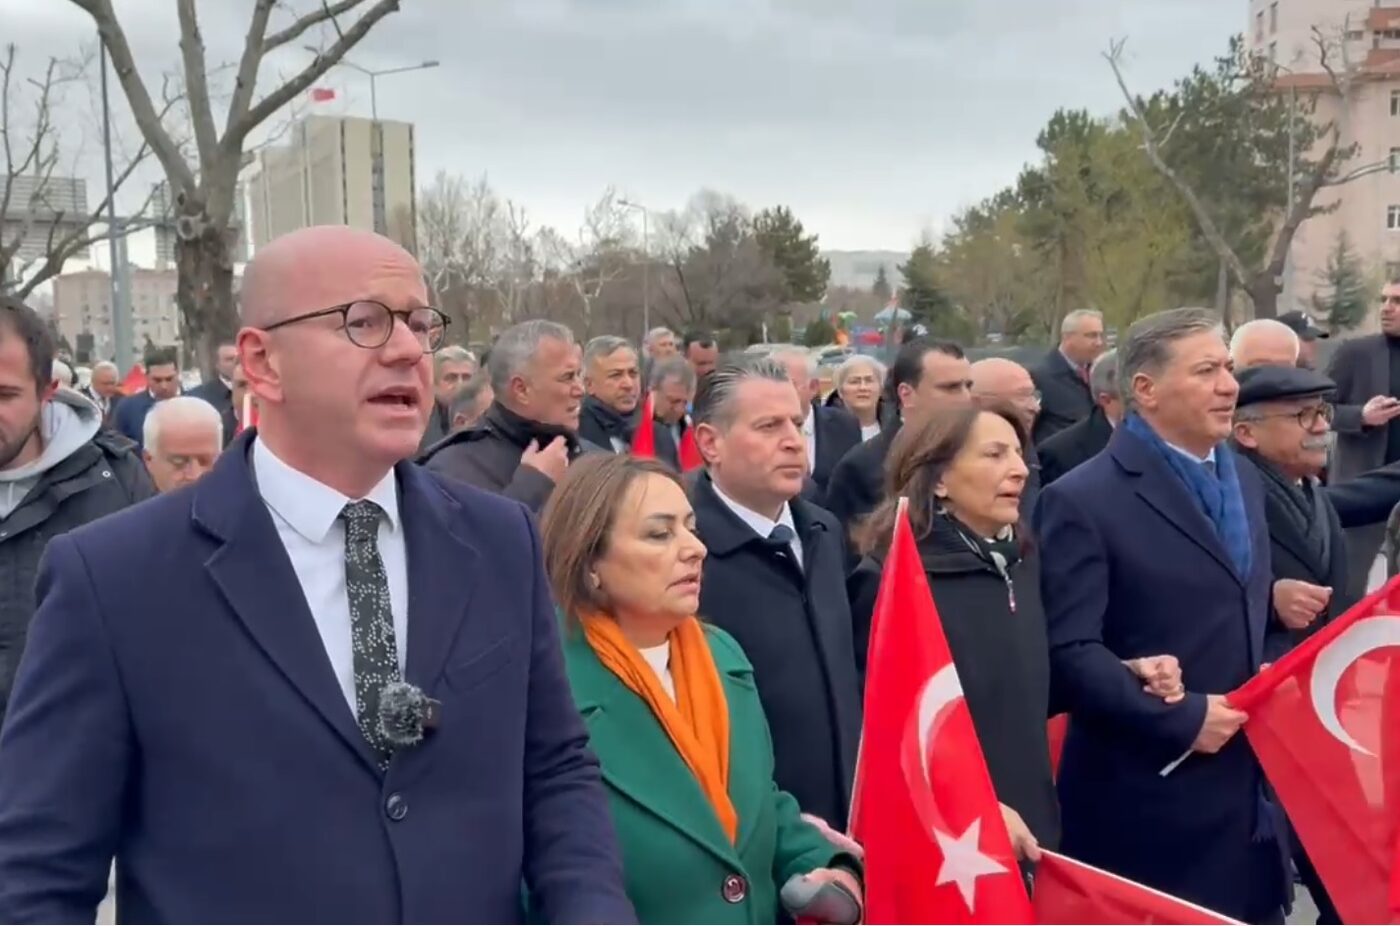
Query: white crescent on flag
1309 614 1400 757
916 663 964 788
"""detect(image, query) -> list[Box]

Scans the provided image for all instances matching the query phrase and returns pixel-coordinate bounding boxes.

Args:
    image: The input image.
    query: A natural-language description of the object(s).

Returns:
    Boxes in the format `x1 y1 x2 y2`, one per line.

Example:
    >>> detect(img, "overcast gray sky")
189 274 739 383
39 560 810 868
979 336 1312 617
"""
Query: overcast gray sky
10 0 1242 252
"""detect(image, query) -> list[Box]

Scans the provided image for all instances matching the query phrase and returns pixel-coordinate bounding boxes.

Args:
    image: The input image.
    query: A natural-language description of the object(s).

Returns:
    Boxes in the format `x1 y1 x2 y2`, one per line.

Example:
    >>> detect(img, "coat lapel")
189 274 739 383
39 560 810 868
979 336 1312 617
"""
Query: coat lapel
397 463 482 693
563 628 741 868
1110 429 1242 584
193 434 383 776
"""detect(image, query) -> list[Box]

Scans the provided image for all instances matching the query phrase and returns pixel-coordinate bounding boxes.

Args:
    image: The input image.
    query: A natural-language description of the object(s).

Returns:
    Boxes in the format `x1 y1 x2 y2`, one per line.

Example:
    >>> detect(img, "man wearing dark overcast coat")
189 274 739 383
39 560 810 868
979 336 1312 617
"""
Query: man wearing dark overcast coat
0 226 632 923
688 355 862 832
1031 308 1105 444
1036 307 1288 922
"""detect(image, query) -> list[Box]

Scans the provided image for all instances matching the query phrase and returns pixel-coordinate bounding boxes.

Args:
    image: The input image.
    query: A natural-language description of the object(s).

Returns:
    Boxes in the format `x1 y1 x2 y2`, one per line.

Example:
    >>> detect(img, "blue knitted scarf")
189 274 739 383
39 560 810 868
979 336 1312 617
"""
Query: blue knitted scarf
1124 413 1252 579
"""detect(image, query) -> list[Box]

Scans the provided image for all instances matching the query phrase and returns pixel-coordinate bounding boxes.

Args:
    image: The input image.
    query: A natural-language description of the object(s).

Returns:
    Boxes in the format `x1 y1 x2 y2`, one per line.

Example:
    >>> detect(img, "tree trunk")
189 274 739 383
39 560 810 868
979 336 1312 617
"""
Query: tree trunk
1215 260 1231 332
175 217 237 379
1249 270 1279 321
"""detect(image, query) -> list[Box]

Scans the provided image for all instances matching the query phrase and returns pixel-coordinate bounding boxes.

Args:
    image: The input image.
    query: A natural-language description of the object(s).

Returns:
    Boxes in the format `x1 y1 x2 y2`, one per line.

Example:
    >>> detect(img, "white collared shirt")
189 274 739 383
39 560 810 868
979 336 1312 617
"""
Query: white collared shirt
253 438 409 710
1164 441 1217 467
802 407 817 474
712 480 804 566
860 421 881 442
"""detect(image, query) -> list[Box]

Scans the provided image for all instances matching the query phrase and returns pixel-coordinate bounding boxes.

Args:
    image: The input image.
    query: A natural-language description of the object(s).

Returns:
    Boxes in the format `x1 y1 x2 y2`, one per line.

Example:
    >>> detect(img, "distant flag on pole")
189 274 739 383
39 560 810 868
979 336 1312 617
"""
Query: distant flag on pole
310 87 336 102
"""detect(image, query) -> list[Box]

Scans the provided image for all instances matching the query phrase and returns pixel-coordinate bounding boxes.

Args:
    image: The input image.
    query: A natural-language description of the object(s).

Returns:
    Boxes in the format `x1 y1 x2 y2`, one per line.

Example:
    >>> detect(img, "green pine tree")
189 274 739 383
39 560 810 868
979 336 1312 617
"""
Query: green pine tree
803 316 837 347
753 206 831 304
1312 232 1368 332
898 244 955 326
872 264 892 303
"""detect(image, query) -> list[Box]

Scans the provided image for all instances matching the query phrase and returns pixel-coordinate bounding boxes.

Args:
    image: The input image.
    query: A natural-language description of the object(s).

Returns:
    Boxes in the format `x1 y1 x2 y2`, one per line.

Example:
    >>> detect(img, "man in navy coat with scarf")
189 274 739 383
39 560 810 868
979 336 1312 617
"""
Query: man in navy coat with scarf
1036 308 1288 923
0 227 633 924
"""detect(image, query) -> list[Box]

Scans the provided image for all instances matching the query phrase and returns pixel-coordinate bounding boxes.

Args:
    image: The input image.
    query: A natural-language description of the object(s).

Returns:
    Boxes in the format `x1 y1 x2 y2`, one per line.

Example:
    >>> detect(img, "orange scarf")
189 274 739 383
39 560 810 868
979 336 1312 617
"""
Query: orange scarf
580 614 738 843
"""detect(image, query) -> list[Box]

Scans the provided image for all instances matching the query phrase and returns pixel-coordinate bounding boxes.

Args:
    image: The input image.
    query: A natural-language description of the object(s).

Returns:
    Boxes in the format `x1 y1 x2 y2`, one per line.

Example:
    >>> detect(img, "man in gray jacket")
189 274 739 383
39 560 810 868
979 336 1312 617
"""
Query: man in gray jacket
419 319 599 513
0 296 155 722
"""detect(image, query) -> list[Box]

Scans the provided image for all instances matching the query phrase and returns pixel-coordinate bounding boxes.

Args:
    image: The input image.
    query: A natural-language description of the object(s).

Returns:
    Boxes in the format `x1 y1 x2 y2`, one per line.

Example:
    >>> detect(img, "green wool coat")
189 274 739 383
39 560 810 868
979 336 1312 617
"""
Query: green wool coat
561 621 847 925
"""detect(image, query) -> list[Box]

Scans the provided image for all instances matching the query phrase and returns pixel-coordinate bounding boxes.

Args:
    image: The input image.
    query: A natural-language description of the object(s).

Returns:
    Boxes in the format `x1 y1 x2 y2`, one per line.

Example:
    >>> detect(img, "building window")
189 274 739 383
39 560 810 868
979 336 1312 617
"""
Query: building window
1269 41 1277 64
1269 1 1278 33
1392 90 1400 116
1391 147 1400 171
1256 10 1265 43
1388 205 1400 230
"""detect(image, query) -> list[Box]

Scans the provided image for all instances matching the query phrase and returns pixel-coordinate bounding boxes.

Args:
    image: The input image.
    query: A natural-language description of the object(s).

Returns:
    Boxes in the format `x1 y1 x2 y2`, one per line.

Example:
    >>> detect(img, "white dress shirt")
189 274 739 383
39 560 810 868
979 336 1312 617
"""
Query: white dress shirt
253 438 409 710
801 407 817 474
639 641 675 700
860 421 881 442
712 480 804 566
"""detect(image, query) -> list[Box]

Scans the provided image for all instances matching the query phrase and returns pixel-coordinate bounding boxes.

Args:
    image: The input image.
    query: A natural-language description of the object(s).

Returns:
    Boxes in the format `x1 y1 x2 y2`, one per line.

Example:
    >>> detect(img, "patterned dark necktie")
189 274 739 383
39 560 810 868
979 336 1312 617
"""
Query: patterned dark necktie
340 500 401 769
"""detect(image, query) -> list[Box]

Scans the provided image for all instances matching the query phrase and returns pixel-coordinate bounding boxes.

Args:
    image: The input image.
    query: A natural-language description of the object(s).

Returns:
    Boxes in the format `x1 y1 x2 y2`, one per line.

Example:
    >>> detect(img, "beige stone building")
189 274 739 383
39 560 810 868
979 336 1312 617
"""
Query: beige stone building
244 114 417 254
52 268 183 362
1250 0 1400 324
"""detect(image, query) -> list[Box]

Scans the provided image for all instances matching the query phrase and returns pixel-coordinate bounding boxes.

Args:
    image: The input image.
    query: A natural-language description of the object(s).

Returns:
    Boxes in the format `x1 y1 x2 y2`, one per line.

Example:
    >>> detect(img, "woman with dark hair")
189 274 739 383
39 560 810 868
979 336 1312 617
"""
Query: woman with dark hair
847 403 1184 864
541 453 863 924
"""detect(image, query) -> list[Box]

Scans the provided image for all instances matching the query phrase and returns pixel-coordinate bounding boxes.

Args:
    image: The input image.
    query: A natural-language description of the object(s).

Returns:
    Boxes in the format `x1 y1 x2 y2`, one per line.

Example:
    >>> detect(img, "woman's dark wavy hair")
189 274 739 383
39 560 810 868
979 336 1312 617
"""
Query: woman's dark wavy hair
854 400 1030 558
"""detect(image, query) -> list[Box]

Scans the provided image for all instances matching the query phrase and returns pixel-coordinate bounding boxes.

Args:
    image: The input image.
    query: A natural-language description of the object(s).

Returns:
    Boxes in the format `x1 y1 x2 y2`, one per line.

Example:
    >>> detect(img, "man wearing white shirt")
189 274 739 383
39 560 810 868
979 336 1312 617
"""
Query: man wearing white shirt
0 225 633 924
687 354 861 833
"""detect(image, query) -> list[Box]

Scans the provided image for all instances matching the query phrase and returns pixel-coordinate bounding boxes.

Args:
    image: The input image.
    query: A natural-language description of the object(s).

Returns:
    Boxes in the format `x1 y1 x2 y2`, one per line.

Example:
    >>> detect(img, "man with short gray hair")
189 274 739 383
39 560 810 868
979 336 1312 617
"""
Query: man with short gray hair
1039 349 1120 485
1037 307 1287 921
686 355 861 834
579 336 641 453
419 345 478 450
647 356 696 469
84 360 123 426
419 319 589 512
142 395 224 493
1031 308 1105 443
1228 319 1298 370
643 327 676 360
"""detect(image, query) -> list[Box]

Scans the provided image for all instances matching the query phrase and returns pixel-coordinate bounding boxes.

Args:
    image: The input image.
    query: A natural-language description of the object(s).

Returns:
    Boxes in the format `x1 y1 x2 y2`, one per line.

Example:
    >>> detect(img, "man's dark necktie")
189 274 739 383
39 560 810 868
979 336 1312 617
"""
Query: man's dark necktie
340 500 402 769
1202 460 1218 479
764 524 800 571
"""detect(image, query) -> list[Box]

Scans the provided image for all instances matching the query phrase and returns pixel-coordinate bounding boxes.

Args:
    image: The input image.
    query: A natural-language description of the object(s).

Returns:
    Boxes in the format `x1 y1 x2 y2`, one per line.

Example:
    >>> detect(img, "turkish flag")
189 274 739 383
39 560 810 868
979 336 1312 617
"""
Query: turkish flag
1226 575 1400 924
1047 715 1068 779
631 393 655 458
119 363 146 396
1033 851 1240 924
310 87 336 102
850 500 1033 924
677 424 703 472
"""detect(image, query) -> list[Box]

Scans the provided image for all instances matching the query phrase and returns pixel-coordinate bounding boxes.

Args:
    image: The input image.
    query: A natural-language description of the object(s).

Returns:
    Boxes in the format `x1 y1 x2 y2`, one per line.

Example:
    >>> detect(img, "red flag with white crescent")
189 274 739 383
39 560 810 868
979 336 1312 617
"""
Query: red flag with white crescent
850 500 1032 924
1226 574 1400 924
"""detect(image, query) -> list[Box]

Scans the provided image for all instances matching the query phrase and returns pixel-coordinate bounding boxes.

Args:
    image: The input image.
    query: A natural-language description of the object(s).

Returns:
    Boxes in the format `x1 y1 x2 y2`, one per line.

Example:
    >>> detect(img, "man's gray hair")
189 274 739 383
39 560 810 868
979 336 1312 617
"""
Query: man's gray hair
693 354 790 430
769 346 817 379
144 395 224 453
434 344 477 374
834 354 886 391
1089 348 1118 399
583 335 635 369
92 360 118 377
645 326 675 347
648 355 696 392
488 320 575 395
1228 318 1298 365
1118 307 1223 407
1060 308 1103 339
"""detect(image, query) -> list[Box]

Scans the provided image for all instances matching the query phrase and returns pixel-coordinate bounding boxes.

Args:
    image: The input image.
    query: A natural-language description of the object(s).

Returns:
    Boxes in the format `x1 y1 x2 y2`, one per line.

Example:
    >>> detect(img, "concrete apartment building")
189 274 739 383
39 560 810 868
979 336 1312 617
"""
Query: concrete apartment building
244 114 417 254
1249 0 1400 322
52 268 183 362
0 176 90 274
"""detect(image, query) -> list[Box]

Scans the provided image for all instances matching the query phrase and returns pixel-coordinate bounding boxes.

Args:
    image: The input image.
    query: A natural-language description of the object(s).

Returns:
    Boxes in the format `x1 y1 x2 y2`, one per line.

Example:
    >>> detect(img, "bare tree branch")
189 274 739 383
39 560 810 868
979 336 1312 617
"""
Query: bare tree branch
265 0 366 51
175 0 220 169
1105 37 1254 294
222 0 277 145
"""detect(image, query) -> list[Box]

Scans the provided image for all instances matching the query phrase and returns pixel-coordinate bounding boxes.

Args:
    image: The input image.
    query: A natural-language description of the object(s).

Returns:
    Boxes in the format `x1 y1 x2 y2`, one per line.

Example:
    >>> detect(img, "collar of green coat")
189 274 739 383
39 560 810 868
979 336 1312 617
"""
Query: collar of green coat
560 617 770 868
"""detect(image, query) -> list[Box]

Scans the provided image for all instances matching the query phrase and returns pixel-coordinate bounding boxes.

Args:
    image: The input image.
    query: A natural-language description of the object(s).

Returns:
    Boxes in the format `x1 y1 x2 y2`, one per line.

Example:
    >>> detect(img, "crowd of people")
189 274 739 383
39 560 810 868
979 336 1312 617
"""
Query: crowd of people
0 223 1394 923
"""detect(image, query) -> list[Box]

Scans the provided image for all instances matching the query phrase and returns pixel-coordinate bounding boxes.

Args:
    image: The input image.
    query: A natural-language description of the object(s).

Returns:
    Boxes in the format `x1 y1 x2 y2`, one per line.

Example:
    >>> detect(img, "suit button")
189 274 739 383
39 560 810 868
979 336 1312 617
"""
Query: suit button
721 873 747 904
385 792 408 821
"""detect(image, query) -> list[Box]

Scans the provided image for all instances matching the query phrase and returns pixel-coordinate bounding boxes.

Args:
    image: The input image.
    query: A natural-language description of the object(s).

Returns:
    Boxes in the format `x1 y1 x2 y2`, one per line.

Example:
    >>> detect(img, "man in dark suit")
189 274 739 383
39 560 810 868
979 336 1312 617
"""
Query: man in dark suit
578 336 642 453
825 339 973 534
113 345 183 451
773 348 860 504
1327 281 1400 596
0 226 632 923
190 341 239 447
1040 349 1120 486
1031 308 1105 444
1037 308 1288 922
647 356 696 470
689 355 862 832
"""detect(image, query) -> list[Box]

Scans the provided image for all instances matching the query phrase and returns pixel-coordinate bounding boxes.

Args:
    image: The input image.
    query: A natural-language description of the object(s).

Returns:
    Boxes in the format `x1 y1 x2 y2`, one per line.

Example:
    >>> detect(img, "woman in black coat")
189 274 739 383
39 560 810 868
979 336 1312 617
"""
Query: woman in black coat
847 402 1183 861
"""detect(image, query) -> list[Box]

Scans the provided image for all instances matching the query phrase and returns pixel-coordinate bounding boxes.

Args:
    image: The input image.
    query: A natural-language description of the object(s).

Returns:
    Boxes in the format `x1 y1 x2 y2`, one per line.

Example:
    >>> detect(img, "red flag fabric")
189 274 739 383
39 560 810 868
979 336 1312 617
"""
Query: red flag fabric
119 363 146 396
631 393 655 458
677 425 703 472
1226 575 1400 924
1033 850 1240 924
310 87 336 102
850 501 1032 924
1047 715 1068 779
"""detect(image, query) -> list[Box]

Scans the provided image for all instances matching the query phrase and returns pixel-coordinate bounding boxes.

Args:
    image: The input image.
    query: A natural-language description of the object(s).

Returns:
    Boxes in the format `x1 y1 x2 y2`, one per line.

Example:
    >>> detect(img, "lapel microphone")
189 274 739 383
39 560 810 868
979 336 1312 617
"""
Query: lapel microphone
377 681 442 749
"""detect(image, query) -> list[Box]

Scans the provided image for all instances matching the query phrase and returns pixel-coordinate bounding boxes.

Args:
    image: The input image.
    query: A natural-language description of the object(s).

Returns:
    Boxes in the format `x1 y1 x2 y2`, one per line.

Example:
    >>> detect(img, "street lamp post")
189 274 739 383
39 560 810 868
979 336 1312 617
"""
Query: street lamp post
618 199 649 343
303 50 441 122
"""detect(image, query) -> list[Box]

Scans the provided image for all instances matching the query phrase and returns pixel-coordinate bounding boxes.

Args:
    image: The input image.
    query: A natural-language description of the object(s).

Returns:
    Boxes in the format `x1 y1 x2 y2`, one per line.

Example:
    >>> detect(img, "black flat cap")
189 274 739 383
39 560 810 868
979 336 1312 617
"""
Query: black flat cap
1277 310 1330 340
1236 364 1336 408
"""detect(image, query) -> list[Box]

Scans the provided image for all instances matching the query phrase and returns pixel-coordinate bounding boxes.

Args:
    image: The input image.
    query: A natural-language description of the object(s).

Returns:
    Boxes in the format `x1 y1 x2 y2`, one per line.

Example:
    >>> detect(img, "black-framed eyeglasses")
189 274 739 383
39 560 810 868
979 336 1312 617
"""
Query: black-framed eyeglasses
1245 402 1334 429
262 300 450 353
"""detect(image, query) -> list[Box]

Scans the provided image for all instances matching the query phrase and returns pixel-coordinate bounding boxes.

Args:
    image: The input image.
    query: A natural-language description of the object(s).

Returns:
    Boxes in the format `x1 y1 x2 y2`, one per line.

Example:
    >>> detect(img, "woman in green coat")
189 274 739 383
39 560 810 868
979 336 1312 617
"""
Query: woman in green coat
540 454 863 925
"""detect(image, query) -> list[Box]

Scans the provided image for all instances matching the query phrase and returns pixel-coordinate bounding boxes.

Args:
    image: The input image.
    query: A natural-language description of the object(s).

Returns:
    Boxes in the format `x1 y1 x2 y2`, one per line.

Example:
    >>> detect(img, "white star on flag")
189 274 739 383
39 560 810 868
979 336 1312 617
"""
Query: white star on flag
934 817 1009 911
